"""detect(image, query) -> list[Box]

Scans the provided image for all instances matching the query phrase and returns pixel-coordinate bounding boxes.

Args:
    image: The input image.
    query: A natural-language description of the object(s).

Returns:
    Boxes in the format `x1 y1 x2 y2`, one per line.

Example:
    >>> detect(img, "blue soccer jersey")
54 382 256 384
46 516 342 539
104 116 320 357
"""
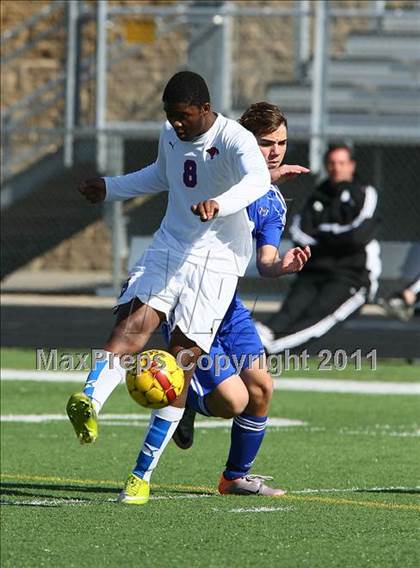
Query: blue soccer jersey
188 185 287 400
247 185 287 249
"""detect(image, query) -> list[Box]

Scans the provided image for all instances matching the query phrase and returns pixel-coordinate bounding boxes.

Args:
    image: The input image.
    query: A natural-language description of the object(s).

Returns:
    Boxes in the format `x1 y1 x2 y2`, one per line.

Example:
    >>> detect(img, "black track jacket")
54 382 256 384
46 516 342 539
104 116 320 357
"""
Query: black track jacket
290 179 380 291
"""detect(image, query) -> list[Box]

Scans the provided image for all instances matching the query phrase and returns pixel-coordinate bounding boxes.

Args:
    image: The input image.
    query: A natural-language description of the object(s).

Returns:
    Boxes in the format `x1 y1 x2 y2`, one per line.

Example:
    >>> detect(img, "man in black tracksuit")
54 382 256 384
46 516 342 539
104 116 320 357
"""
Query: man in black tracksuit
257 143 381 354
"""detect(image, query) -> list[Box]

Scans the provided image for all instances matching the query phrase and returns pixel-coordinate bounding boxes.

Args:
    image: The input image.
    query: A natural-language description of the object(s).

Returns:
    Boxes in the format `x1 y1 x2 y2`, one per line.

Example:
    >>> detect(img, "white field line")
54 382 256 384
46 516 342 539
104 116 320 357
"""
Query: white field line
273 379 420 395
291 485 420 494
1 294 279 313
3 486 420 509
0 495 213 507
0 498 88 507
0 294 115 308
0 414 306 428
102 417 306 428
337 426 420 438
2 369 419 395
150 494 213 501
3 414 418 437
0 498 293 510
286 425 420 437
1 294 383 315
1 369 87 382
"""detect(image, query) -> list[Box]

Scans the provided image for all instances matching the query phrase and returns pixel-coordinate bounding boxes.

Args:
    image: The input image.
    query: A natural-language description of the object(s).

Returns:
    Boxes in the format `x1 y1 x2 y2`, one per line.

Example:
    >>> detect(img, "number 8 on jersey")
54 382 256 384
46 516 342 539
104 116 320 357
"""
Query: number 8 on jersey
183 160 197 188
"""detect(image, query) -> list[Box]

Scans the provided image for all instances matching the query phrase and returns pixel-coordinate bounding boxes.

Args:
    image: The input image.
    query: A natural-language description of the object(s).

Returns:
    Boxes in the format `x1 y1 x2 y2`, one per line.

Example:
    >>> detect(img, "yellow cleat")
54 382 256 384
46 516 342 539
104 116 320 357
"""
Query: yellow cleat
118 474 150 505
66 392 98 444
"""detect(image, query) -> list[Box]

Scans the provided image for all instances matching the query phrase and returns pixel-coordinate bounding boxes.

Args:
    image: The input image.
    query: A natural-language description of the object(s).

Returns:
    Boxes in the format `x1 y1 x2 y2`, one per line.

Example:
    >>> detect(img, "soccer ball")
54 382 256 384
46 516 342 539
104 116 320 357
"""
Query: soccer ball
126 349 184 409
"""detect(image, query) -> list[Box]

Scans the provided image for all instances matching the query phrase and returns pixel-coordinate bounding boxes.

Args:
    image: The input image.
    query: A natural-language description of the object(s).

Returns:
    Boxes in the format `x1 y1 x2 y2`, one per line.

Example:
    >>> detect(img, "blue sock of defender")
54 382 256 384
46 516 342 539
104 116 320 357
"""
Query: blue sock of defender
133 406 183 482
223 413 268 480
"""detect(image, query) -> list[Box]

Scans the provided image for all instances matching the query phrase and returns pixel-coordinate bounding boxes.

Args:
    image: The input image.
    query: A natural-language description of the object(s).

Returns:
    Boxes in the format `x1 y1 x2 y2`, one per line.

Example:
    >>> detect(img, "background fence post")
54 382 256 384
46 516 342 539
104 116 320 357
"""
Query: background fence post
294 0 311 81
187 1 232 114
96 0 108 175
310 0 329 178
104 136 126 296
64 0 79 168
96 0 124 295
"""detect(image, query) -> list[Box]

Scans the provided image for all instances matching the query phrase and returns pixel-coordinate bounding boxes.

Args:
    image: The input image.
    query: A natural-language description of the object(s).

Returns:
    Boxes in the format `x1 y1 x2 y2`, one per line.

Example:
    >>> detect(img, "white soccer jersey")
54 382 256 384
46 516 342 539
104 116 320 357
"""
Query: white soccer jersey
104 114 270 275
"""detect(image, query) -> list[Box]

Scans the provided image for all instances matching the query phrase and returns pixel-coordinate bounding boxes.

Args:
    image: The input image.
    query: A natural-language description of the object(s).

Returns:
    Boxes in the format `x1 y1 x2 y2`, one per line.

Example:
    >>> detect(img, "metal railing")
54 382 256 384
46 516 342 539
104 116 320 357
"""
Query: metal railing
2 0 419 293
1 1 68 182
4 0 418 182
1 1 158 181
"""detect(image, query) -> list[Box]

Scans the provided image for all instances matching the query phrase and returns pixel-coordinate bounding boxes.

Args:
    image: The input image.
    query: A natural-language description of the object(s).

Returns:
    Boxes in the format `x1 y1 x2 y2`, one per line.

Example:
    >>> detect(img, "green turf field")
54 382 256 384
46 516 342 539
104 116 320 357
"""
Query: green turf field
1 349 419 567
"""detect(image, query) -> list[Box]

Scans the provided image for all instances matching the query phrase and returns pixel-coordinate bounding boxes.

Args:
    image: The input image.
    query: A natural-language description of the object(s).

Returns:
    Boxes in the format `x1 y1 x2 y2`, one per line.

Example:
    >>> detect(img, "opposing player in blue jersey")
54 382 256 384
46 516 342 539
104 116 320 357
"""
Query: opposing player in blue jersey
170 102 311 497
119 102 311 502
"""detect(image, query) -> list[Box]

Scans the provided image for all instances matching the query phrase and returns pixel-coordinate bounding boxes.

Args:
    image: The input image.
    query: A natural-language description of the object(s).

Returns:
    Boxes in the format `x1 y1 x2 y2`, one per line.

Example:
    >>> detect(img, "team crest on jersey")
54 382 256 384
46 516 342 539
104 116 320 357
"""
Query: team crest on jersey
206 146 219 159
258 206 269 216
169 140 176 149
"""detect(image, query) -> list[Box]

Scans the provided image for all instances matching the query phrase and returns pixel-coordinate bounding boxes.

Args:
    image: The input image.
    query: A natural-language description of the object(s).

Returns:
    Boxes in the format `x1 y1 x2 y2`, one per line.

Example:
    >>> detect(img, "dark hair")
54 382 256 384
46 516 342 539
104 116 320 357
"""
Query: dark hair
324 143 354 163
162 71 210 107
239 102 287 137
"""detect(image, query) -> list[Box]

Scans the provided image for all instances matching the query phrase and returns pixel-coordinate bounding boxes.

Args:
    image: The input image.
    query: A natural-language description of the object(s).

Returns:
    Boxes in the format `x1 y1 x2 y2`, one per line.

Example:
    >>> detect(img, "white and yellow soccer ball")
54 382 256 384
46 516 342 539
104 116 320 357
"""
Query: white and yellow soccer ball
126 349 184 409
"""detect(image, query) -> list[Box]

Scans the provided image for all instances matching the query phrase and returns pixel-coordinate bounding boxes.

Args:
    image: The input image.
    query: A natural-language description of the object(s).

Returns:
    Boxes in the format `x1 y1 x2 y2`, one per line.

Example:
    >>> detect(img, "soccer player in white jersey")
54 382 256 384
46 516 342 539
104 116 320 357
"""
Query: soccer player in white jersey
118 103 310 503
66 71 271 503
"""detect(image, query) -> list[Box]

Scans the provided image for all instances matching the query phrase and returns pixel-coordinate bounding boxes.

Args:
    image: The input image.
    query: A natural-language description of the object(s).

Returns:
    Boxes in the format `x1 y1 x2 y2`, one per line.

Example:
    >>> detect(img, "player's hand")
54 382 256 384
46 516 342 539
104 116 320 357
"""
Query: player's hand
271 164 310 184
278 246 311 274
78 177 106 203
191 199 219 222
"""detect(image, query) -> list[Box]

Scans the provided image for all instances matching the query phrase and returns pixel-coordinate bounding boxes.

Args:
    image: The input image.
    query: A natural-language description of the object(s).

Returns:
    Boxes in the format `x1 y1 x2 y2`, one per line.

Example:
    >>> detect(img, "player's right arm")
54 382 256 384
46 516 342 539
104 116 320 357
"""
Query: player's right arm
255 212 311 277
257 244 311 277
192 129 270 221
78 127 168 204
252 188 311 277
215 131 271 217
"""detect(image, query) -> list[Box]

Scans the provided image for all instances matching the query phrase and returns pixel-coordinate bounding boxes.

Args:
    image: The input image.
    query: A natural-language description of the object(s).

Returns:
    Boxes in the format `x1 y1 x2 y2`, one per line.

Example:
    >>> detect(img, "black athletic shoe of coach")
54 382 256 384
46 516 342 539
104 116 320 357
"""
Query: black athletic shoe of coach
172 406 196 449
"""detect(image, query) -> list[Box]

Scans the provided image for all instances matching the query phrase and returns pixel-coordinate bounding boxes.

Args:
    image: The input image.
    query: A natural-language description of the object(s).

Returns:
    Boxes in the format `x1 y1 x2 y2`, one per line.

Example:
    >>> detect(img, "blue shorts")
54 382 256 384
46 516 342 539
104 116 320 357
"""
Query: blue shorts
190 293 264 400
161 293 264 400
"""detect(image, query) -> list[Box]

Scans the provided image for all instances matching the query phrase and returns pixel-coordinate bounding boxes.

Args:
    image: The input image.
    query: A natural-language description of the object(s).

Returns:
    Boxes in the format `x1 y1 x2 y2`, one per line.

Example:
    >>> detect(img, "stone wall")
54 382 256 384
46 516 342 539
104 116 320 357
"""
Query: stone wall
2 1 66 109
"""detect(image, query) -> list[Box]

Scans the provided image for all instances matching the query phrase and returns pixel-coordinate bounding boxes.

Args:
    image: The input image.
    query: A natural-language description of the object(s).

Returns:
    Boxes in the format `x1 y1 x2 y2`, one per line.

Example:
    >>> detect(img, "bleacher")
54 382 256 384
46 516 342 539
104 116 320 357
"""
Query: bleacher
267 9 420 139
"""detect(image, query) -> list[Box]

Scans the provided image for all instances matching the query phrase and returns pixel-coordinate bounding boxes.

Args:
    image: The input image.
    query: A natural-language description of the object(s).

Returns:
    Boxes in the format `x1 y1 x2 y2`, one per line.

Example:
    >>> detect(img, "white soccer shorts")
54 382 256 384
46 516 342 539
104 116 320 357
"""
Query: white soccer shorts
116 248 238 353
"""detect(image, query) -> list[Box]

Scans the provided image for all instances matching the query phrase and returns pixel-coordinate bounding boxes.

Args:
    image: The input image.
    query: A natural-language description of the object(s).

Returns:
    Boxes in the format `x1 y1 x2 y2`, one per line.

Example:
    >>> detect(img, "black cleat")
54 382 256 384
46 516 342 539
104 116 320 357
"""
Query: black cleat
172 406 196 449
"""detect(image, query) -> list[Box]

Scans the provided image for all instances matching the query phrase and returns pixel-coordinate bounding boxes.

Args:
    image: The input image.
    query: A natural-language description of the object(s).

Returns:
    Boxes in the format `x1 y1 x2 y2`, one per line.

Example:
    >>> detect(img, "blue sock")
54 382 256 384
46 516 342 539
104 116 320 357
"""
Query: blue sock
83 360 107 399
223 413 267 480
187 382 213 417
82 351 124 413
133 406 183 482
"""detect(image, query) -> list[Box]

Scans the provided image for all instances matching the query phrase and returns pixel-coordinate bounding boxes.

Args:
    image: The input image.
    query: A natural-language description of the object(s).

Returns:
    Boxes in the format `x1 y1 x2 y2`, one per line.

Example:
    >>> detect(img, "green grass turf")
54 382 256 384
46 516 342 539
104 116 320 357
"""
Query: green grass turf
1 346 419 380
1 370 420 567
1 347 92 372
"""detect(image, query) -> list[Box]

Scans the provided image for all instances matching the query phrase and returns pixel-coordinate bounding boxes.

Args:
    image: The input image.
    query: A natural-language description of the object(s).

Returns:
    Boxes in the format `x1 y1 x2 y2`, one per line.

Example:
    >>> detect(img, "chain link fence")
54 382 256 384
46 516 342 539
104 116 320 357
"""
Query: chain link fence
1 0 419 295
